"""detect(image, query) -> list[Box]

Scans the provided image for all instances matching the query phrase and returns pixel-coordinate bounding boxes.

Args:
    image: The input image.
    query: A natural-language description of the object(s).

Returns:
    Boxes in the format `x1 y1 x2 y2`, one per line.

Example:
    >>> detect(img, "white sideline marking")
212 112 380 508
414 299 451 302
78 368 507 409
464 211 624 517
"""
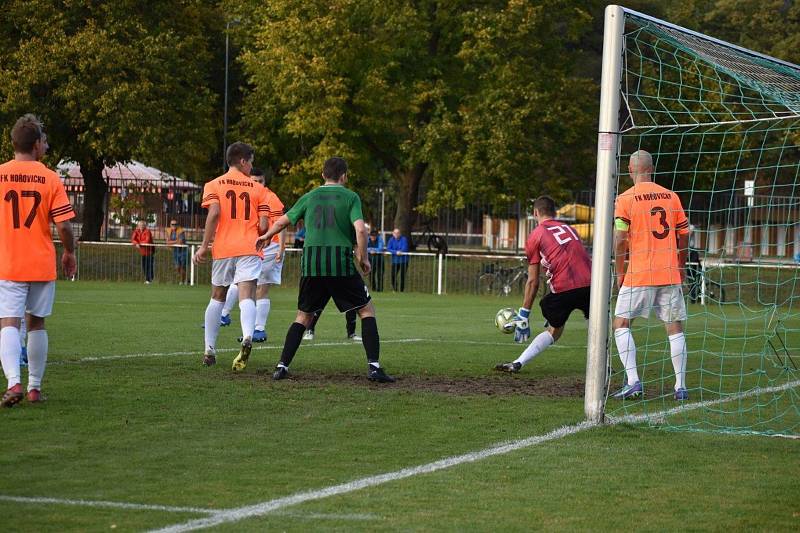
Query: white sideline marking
275 511 377 521
152 378 800 532
52 338 568 365
149 421 596 533
611 378 800 426
0 495 216 515
52 339 427 365
767 433 800 440
0 495 378 521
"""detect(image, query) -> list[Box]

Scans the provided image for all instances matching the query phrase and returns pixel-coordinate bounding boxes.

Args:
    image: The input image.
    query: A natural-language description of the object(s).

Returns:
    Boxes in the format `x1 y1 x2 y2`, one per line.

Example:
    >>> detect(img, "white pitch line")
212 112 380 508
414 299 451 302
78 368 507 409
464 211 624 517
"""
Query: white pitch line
611 378 800 426
51 337 569 365
51 339 427 365
151 379 800 532
0 495 378 521
149 421 596 533
0 495 216 515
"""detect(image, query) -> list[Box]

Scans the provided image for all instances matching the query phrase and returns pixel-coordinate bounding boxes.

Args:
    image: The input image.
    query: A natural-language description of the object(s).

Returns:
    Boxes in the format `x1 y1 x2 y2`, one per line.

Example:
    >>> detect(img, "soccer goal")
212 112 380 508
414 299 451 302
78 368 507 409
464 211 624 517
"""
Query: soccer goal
586 5 800 436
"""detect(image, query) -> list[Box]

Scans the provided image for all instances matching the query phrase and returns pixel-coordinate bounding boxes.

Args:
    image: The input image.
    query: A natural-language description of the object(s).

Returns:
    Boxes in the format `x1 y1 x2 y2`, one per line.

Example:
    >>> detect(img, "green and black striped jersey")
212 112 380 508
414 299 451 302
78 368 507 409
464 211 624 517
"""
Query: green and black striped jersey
286 184 364 277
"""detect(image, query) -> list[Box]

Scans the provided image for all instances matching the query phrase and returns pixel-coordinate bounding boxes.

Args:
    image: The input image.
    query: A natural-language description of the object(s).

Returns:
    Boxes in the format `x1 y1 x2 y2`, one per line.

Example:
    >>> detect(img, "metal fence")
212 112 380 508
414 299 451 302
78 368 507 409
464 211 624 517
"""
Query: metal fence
52 241 800 306
54 241 530 296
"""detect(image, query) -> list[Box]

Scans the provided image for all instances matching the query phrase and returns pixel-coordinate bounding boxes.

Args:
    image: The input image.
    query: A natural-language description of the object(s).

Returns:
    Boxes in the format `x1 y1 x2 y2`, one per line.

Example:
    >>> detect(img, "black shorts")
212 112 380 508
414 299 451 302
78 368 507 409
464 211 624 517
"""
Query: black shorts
298 275 371 314
539 286 590 328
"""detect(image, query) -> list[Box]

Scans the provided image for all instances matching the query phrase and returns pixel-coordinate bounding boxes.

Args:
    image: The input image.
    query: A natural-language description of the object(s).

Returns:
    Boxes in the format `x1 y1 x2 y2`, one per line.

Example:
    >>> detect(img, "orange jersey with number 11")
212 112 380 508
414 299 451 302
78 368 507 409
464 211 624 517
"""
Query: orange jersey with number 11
615 181 689 287
0 160 75 281
201 168 269 260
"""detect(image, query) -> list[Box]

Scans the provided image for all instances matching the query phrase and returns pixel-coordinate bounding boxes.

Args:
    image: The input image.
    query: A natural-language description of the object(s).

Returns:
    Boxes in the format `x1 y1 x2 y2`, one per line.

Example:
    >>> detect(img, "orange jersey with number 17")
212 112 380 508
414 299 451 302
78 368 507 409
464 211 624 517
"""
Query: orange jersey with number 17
615 181 689 287
201 168 269 260
0 160 75 281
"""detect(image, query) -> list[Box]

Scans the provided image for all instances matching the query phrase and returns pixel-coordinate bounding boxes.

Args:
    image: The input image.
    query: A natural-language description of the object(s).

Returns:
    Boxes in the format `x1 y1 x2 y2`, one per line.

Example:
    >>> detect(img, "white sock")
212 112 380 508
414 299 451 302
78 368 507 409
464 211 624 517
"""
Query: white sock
0 326 21 388
255 298 270 332
614 327 639 384
204 299 225 351
514 331 554 367
26 329 48 391
19 316 27 348
669 332 687 390
239 299 256 341
222 284 239 317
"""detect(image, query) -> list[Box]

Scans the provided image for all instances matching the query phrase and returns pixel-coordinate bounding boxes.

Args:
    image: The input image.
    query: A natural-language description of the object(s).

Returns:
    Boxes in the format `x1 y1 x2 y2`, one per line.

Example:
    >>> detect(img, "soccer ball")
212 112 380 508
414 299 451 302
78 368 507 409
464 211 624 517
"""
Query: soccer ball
495 307 518 334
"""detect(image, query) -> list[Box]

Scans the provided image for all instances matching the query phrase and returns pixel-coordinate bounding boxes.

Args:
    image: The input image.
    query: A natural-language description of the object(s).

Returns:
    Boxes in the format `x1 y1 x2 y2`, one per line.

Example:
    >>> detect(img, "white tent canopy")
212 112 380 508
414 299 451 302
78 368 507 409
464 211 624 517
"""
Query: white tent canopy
57 160 200 193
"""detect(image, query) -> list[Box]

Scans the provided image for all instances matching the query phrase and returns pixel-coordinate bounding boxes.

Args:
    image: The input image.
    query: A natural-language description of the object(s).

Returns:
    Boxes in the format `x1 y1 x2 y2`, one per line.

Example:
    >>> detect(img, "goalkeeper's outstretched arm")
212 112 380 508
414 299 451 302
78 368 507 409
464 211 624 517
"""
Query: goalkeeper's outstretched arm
522 264 540 310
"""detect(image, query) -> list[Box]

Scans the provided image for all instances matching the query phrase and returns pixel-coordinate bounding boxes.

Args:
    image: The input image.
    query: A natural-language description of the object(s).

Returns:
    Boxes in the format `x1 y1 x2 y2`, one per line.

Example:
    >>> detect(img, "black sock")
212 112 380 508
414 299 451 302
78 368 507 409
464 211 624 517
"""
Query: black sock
346 309 357 336
280 322 306 367
361 316 380 364
308 310 322 332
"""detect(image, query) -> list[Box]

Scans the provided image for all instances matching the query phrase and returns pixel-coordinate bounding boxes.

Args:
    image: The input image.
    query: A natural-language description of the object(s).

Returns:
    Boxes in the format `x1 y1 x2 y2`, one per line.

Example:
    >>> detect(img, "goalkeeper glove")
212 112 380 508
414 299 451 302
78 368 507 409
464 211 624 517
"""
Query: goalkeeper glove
514 307 531 343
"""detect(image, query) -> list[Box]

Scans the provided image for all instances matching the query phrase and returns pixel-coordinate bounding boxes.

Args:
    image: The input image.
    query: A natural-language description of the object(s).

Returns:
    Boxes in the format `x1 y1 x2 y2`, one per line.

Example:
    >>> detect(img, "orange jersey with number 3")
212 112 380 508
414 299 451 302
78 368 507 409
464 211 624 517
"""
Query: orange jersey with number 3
0 160 75 281
615 181 689 287
201 168 270 260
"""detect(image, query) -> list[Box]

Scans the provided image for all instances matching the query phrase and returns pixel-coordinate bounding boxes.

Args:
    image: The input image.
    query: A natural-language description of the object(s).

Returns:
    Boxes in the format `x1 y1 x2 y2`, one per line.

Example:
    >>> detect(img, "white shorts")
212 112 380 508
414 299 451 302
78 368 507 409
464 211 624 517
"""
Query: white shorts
258 244 283 286
211 256 262 287
615 284 687 322
0 280 56 318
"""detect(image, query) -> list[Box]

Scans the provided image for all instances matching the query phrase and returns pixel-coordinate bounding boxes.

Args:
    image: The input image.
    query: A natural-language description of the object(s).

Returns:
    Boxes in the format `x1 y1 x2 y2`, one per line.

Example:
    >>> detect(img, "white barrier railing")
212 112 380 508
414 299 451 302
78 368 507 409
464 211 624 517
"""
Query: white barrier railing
50 240 800 304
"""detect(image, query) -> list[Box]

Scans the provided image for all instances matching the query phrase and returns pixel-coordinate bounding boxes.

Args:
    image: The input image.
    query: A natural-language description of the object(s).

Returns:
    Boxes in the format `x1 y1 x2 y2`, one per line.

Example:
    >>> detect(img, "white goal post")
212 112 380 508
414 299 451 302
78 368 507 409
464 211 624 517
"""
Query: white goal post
584 4 800 427
585 5 624 424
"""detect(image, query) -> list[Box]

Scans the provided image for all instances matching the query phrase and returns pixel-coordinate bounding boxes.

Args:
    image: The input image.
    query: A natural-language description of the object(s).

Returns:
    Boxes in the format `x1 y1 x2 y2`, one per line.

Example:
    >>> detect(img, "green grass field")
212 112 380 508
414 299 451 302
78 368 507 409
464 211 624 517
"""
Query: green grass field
1 282 798 531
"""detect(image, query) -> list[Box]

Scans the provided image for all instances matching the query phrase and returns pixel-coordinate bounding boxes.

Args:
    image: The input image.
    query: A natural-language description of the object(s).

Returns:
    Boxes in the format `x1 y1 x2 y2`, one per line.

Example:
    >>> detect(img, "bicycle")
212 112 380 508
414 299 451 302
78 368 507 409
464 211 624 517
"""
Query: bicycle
476 261 528 296
685 256 726 304
417 219 448 254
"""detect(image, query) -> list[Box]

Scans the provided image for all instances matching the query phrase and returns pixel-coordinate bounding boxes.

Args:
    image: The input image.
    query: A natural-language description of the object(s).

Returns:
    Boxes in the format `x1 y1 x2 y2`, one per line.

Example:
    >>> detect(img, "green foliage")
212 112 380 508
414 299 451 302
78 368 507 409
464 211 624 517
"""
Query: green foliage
108 187 145 227
620 2 800 194
666 0 800 64
0 0 219 172
236 0 597 219
0 0 222 238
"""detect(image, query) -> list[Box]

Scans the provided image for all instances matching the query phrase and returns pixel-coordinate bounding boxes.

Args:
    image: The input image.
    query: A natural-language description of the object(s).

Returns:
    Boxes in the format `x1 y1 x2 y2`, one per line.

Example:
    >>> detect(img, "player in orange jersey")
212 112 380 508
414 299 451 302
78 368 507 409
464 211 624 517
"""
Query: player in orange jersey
193 142 270 371
612 150 690 401
0 114 76 407
219 168 285 343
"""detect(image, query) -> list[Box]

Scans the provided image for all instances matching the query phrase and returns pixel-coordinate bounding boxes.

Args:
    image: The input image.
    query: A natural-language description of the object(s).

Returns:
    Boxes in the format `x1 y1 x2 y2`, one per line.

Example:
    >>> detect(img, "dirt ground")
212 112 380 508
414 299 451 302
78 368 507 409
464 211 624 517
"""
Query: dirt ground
232 369 585 397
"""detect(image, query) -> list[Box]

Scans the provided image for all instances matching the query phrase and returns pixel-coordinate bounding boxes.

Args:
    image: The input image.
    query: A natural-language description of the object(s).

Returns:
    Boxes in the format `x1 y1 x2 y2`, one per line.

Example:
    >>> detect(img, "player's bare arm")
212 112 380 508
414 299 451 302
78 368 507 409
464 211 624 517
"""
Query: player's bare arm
276 228 286 263
353 219 371 275
613 227 629 289
194 203 220 264
256 214 290 251
677 232 689 283
56 220 77 278
522 263 540 311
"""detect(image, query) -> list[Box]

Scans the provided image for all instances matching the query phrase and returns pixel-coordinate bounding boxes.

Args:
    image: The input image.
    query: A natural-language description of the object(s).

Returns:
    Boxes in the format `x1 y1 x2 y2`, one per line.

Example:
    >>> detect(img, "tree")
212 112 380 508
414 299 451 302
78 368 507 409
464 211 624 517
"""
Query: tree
666 0 800 64
236 0 597 240
0 1 219 240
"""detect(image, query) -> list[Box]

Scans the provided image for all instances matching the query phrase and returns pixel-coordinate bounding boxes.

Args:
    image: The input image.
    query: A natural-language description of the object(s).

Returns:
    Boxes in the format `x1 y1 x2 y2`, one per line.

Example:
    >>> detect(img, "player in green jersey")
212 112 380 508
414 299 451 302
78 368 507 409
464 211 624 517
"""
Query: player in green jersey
256 157 395 383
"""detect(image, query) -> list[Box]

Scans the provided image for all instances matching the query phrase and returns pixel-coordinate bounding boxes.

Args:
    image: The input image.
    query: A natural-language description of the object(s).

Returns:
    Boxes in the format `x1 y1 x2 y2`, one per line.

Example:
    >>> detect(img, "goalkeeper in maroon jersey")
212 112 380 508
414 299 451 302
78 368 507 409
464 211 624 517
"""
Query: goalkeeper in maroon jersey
495 196 592 373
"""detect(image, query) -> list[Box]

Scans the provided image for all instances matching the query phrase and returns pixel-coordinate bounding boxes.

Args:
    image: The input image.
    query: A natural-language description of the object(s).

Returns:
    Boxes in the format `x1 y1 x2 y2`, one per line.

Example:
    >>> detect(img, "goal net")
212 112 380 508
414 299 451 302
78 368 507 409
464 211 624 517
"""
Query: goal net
587 6 800 436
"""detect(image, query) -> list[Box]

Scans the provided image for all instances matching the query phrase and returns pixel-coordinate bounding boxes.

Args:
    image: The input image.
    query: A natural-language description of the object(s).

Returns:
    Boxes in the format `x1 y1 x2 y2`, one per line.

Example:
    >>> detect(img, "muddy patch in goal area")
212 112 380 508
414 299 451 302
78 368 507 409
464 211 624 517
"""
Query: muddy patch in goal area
230 370 584 397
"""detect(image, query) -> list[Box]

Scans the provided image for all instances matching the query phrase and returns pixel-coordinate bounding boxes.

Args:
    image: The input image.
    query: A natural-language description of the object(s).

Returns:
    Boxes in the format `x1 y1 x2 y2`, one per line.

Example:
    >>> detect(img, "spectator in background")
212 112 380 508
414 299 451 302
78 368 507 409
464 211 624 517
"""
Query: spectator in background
131 220 155 284
166 219 188 284
387 227 409 292
367 229 385 291
294 220 306 249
